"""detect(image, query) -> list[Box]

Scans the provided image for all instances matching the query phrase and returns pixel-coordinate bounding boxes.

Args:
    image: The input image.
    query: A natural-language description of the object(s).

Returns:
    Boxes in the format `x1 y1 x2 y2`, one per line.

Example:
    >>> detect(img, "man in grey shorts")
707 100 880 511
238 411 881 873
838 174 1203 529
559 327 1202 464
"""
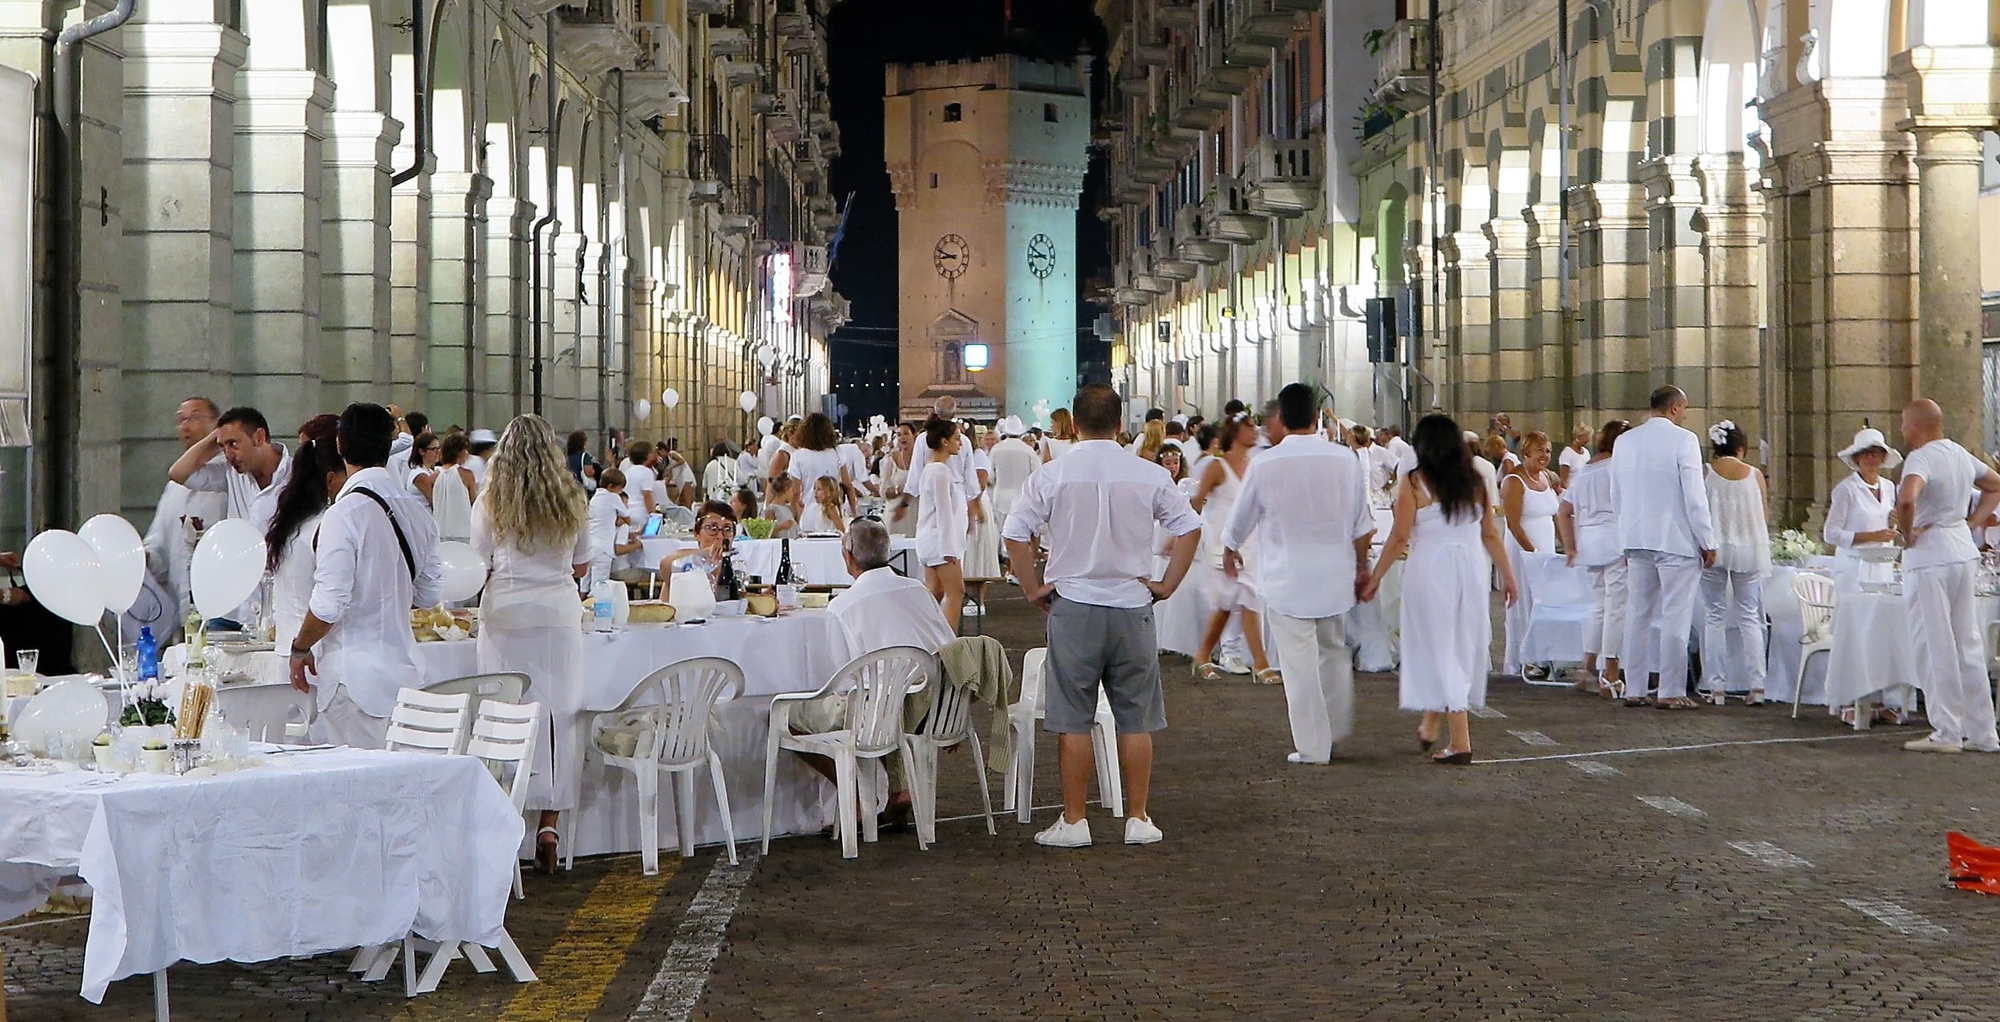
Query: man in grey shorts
1004 384 1202 848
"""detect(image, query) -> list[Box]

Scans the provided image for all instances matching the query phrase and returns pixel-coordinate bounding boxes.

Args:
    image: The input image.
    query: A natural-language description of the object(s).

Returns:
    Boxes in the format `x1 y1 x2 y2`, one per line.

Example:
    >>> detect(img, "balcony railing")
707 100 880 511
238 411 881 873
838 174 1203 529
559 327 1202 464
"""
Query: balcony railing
1370 20 1434 112
1245 137 1319 217
689 132 732 182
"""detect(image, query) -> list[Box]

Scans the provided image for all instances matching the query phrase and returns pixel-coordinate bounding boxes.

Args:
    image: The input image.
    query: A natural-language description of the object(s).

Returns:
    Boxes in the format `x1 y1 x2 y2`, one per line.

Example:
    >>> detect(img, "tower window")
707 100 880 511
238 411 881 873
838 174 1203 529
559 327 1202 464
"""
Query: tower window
929 173 939 188
1044 103 1058 123
943 103 962 122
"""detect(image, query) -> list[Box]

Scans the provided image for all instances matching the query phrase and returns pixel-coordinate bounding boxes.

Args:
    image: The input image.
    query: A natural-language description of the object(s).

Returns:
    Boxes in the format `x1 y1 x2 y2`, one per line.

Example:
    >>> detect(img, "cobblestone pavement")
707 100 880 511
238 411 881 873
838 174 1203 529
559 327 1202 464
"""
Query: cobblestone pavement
12 589 2000 1021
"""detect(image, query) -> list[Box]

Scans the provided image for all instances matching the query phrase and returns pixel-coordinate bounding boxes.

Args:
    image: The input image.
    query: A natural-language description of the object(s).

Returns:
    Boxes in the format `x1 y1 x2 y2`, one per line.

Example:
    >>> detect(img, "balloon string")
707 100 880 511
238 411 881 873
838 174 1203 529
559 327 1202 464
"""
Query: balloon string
96 614 130 712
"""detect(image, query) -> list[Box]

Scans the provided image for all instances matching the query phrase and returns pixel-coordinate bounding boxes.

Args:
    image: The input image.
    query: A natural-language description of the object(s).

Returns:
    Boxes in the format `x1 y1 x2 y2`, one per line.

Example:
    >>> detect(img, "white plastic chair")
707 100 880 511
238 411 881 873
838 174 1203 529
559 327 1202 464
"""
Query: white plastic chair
763 645 934 860
1791 573 1836 719
576 657 745 875
384 688 473 755
423 672 529 726
411 700 543 996
1518 555 1595 678
1001 648 1124 825
212 683 314 744
903 679 995 849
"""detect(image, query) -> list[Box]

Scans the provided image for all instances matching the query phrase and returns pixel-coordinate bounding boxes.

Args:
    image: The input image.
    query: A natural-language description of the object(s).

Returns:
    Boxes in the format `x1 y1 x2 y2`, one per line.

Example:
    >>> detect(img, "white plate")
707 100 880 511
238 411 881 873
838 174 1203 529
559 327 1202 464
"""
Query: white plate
14 679 110 755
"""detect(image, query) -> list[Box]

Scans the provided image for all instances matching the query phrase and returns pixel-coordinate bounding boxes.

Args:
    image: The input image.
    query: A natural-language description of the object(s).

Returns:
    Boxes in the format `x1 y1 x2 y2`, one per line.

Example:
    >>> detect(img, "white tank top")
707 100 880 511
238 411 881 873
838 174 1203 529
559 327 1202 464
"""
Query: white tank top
431 466 473 543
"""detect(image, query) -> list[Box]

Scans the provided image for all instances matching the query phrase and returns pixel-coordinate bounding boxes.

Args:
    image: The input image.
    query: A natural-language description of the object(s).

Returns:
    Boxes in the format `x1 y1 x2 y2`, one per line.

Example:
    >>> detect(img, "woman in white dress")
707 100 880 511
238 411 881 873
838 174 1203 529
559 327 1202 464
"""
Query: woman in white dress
1555 419 1632 699
1698 421 1772 706
264 415 344 669
1500 431 1561 680
416 432 476 543
963 428 1003 579
884 422 918 539
772 412 852 504
915 416 967 632
1041 408 1077 462
1190 416 1275 683
472 414 593 874
1823 427 1901 587
1364 414 1517 764
702 440 739 503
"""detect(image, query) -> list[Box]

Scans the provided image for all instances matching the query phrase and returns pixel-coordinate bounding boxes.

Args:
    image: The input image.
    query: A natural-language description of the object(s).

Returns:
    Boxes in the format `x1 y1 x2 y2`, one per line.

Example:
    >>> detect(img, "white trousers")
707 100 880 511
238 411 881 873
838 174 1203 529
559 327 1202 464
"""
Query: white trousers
1905 561 1999 749
1583 559 1628 660
1700 567 1767 693
1268 613 1352 762
310 687 389 749
1622 550 1703 700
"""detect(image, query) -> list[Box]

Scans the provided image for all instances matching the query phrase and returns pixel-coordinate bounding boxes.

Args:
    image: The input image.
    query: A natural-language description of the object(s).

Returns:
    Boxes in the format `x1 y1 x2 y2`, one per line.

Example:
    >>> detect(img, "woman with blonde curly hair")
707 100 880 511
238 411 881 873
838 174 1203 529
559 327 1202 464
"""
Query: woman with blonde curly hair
472 413 593 873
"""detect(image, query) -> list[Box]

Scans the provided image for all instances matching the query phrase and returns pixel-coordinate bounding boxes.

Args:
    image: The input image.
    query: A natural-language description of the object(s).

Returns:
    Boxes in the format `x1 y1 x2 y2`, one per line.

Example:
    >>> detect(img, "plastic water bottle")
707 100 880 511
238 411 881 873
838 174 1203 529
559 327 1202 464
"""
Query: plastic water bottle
590 583 616 633
136 626 160 683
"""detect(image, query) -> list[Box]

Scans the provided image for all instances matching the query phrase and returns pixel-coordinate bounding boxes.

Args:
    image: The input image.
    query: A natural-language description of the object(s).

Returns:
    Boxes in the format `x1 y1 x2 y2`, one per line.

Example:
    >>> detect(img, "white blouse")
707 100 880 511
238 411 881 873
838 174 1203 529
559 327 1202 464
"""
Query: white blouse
914 459 967 564
1822 472 1896 550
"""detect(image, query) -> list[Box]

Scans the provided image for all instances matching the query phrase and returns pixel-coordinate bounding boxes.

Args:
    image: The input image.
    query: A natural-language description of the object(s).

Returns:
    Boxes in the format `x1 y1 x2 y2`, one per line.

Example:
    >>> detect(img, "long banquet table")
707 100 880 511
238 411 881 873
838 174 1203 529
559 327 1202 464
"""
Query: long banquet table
637 535 915 585
0 748 521 1003
185 611 849 857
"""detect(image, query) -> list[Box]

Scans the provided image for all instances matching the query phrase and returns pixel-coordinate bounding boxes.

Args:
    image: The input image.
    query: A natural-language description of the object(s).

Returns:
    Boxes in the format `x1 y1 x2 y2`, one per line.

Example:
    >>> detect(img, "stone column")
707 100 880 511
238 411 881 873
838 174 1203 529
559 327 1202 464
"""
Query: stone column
425 171 491 426
1639 155 1708 415
1893 44 2000 448
387 173 430 409
630 273 657 434
1693 153 1767 446
1566 181 1650 417
548 230 585 428
1441 229 1492 419
118 9 245 521
1520 203 1570 419
1482 216 1531 419
321 110 398 409
482 195 533 420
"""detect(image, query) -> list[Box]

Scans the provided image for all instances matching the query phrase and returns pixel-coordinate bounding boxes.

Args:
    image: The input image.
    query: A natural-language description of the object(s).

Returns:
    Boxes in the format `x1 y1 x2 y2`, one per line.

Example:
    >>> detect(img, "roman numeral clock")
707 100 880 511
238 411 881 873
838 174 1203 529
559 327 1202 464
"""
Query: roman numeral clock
932 234 969 279
1027 233 1056 280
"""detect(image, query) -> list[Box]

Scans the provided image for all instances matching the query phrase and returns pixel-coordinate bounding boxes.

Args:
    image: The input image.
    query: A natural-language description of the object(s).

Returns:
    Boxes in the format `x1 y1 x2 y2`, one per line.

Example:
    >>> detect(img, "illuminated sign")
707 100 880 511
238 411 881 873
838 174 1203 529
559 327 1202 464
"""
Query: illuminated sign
963 342 989 372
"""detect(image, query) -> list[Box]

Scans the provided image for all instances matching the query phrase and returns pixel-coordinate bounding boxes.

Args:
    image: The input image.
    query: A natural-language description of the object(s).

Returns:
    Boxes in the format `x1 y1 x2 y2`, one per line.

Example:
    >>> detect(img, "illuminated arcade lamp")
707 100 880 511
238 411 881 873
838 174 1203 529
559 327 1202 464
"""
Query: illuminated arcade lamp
963 342 990 373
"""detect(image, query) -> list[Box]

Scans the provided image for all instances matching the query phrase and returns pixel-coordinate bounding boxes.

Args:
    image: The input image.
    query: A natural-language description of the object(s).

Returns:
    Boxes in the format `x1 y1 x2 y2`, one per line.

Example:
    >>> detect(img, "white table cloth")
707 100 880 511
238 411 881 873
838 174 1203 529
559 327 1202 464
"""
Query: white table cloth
0 749 520 1002
178 612 848 857
1824 590 2000 708
638 536 915 585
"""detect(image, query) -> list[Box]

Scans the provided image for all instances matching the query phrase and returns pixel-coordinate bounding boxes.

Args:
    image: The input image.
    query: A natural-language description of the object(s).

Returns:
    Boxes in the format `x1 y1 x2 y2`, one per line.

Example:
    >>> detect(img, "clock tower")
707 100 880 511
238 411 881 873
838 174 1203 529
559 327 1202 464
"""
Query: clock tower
884 56 1089 421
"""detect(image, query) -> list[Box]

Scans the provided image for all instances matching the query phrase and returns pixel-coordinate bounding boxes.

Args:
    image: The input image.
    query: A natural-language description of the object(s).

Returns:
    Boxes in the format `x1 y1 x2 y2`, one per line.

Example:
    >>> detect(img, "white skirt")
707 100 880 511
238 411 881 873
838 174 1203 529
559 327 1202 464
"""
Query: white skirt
1400 542 1492 712
478 601 586 812
964 492 1002 579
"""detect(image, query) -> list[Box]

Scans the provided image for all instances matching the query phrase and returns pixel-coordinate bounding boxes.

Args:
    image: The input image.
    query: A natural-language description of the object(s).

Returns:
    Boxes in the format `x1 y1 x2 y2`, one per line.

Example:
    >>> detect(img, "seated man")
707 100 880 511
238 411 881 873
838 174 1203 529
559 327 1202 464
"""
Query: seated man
793 519 954 829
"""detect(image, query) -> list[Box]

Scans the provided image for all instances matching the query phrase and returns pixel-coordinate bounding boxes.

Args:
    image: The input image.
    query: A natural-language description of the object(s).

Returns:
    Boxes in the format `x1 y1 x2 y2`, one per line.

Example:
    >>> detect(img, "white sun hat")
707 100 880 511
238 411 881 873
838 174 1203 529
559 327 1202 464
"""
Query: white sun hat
1836 427 1901 471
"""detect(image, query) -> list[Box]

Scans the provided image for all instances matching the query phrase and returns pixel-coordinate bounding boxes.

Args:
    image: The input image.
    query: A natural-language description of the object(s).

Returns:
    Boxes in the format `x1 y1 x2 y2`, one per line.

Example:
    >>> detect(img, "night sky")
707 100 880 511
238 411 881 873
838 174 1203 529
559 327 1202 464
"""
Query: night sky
824 0 1111 429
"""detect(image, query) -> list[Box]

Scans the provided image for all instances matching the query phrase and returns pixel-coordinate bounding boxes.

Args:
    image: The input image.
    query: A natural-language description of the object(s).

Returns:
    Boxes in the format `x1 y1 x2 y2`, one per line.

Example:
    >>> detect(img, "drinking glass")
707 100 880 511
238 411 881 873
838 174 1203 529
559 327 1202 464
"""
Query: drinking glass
16 649 40 677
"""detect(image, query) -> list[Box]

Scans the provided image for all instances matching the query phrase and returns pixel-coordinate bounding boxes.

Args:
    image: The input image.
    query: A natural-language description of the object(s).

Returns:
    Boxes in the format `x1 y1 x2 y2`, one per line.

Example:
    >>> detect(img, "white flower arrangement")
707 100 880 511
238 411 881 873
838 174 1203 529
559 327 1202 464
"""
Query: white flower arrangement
1771 528 1824 565
1708 420 1738 447
119 678 176 728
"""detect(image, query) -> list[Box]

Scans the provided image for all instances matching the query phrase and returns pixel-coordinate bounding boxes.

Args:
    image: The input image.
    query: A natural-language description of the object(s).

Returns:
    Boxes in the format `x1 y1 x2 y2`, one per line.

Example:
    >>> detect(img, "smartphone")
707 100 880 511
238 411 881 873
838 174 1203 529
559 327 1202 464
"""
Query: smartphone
641 513 664 538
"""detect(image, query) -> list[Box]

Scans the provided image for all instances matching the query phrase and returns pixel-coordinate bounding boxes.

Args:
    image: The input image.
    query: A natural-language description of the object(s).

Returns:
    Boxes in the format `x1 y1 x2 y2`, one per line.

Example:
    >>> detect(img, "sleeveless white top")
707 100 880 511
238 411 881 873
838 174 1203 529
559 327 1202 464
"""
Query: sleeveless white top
1705 465 1771 574
431 466 473 543
1199 458 1250 569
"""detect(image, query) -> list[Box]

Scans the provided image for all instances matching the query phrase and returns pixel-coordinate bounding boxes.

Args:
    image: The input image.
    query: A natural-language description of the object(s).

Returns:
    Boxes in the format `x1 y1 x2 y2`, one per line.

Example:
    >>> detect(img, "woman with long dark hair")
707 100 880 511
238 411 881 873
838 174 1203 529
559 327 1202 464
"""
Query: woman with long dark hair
266 414 345 663
915 415 967 631
1363 414 1517 765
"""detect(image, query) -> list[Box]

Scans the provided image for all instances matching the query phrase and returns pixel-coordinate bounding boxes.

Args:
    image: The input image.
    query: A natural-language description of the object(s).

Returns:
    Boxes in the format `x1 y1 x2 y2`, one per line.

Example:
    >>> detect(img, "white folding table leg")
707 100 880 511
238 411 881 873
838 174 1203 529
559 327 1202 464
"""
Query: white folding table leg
492 931 539 983
464 944 497 973
413 941 461 996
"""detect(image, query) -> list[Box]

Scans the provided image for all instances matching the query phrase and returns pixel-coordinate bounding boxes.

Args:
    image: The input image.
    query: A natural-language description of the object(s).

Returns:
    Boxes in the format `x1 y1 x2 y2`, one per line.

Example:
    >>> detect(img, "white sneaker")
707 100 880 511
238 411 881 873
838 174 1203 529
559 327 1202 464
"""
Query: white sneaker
962 601 984 617
1034 816 1092 848
1286 751 1328 765
1124 816 1163 845
1217 654 1252 675
1903 737 1964 754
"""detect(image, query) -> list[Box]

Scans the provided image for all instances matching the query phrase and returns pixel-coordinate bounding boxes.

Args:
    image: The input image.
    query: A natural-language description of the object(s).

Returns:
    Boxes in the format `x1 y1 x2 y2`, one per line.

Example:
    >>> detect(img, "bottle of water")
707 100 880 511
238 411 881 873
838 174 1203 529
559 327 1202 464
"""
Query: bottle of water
136 626 160 684
589 581 616 633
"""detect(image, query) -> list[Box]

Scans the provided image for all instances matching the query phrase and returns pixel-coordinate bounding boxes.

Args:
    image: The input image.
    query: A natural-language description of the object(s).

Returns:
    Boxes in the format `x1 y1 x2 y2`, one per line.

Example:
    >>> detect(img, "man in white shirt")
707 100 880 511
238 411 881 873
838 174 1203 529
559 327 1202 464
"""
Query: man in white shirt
1613 386 1717 708
836 436 869 508
989 417 1040 522
659 440 698 507
619 440 660 518
788 520 958 826
1222 383 1376 764
384 410 428 495
464 428 498 487
1004 385 1202 849
145 397 225 625
736 441 762 497
288 403 444 748
1895 398 2000 753
168 405 294 535
1557 425 1592 489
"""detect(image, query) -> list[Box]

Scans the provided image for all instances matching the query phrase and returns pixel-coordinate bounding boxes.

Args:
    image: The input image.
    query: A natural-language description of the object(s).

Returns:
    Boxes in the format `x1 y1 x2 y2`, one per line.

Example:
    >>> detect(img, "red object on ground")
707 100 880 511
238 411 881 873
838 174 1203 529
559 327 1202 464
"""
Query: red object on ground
1947 831 2000 894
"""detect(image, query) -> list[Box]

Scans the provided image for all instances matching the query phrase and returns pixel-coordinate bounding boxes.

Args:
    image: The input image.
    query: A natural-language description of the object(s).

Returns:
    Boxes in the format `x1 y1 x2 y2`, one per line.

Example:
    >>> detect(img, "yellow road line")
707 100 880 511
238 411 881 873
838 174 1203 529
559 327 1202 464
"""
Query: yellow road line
389 858 679 1022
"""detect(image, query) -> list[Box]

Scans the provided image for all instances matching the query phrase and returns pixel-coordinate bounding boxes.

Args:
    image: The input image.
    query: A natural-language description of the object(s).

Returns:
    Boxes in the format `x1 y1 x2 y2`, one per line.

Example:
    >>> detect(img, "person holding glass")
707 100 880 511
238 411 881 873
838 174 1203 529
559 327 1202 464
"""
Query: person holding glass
1823 427 1901 589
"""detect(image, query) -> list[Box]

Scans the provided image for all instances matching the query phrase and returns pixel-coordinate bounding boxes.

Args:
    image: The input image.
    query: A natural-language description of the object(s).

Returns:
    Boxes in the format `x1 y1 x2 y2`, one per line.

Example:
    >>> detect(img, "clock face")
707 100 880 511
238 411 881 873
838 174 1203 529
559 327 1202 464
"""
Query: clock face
933 234 970 279
1027 233 1057 279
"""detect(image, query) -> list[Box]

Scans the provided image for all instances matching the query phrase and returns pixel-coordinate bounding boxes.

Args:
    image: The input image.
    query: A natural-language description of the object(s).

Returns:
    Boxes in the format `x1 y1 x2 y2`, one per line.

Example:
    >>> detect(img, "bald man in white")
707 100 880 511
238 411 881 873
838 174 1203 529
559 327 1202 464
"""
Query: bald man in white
1895 399 2000 753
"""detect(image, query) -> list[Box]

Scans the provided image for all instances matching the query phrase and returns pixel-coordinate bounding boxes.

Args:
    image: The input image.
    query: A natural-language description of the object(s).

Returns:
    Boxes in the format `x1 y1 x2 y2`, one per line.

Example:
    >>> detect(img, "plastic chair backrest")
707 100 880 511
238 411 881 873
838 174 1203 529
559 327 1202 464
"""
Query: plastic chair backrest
213 684 312 744
1020 648 1047 715
646 656 745 767
467 700 541 812
1793 572 1836 638
829 645 934 754
424 672 529 724
1529 557 1593 607
922 671 976 744
386 687 472 754
661 506 696 529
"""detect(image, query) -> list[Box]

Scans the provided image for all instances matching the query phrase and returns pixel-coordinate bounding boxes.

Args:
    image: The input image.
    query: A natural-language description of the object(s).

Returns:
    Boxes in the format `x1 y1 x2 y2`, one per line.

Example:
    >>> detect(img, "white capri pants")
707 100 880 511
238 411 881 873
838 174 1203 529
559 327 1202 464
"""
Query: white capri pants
1699 567 1767 693
1583 559 1628 660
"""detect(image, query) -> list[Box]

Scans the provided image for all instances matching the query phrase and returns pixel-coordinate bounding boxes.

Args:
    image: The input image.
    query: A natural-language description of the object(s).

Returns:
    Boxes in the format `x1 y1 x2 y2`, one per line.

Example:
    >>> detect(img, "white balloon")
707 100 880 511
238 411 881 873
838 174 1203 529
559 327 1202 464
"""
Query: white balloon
190 519 268 620
756 416 774 438
23 530 105 627
661 387 681 409
78 513 146 613
435 541 489 603
634 398 653 421
738 390 759 414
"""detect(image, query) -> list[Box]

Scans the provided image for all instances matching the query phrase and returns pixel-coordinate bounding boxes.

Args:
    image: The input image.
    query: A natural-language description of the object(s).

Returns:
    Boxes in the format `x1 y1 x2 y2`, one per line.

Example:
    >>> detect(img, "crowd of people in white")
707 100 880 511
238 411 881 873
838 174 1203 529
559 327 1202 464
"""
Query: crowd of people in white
113 378 2000 860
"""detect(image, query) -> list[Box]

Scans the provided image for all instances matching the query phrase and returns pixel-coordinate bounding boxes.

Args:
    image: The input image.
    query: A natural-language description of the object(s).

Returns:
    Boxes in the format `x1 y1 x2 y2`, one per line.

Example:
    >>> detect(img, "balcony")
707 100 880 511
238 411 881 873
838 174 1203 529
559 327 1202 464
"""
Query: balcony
717 211 755 235
1370 20 1434 112
766 93 801 145
686 0 729 14
1133 147 1180 185
1172 205 1230 265
709 26 751 57
1112 172 1153 205
690 179 724 204
716 58 761 86
1225 2 1301 64
1156 0 1198 30
560 1 643 75
1203 176 1267 243
1135 42 1173 66
1193 51 1257 105
689 132 732 182
1246 138 1318 216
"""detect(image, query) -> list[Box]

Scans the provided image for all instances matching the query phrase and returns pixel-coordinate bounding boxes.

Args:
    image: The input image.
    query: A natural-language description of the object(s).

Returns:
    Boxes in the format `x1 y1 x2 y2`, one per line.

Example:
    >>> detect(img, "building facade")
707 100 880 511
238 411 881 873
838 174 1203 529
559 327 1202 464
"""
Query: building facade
1101 0 2000 525
884 56 1089 422
6 0 849 537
